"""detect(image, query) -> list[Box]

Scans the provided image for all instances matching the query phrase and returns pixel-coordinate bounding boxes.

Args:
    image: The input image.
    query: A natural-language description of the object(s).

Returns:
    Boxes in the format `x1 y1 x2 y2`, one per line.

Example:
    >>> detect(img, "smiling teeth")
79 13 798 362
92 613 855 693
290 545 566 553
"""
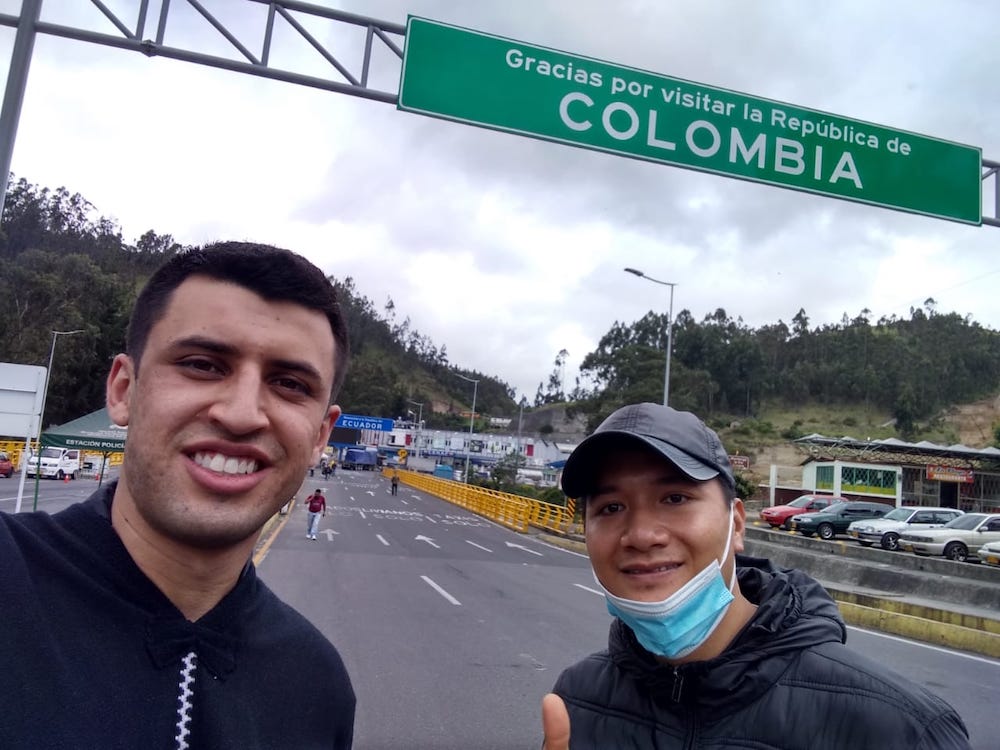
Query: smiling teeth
193 451 258 475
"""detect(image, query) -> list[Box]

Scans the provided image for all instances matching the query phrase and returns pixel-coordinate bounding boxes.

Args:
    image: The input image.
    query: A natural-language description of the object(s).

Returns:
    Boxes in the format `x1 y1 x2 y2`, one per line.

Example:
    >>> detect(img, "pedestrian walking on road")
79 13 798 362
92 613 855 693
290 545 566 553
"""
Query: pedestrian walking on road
0 242 355 749
541 402 971 750
305 488 326 539
390 469 399 496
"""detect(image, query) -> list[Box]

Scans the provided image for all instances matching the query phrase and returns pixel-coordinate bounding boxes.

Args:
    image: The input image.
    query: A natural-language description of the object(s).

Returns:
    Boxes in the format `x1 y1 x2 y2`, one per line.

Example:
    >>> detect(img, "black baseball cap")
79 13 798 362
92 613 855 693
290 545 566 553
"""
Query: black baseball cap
560 402 735 499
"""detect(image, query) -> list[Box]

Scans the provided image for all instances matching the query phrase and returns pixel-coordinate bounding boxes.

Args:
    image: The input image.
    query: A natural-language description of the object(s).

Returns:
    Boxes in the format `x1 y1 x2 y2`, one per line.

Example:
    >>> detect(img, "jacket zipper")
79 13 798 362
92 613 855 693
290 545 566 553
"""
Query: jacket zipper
672 667 699 750
670 666 684 702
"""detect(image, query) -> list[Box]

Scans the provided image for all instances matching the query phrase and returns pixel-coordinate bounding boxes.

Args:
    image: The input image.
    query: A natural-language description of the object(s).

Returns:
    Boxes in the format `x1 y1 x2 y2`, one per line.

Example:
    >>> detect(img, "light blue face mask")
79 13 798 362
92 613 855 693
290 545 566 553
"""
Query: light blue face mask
597 505 736 660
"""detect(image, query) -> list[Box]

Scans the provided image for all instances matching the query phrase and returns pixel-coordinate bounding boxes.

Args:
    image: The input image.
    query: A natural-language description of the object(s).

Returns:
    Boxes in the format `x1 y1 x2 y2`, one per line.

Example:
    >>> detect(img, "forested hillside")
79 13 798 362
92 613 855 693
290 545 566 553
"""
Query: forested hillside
0 177 518 430
3 176 999 443
572 306 1000 439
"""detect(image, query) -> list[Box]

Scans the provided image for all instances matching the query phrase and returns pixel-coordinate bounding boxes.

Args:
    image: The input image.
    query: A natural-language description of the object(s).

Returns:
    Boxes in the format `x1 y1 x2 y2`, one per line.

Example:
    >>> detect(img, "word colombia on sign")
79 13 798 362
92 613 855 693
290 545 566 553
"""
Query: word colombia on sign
398 17 981 225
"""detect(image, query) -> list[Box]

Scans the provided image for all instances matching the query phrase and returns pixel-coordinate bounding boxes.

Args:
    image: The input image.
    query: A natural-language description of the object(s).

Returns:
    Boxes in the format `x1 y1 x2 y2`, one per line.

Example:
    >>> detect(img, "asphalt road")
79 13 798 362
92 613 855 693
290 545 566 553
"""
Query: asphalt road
0 470 108 515
259 470 1000 750
5 470 995 748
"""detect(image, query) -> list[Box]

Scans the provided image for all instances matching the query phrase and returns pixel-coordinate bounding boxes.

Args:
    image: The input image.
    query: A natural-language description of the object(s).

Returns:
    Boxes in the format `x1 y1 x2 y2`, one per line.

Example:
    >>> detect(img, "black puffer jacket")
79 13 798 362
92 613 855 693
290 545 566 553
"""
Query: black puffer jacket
552 555 970 749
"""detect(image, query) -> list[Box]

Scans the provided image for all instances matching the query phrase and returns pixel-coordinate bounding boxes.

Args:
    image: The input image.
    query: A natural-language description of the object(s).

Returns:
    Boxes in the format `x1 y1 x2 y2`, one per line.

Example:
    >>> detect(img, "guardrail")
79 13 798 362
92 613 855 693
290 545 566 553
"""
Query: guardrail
383 468 573 534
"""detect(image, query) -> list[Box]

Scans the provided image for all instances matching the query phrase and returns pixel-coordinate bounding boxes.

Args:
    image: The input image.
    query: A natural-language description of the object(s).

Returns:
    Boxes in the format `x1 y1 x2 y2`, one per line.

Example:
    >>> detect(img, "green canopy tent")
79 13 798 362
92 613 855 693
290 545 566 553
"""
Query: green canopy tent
40 407 126 486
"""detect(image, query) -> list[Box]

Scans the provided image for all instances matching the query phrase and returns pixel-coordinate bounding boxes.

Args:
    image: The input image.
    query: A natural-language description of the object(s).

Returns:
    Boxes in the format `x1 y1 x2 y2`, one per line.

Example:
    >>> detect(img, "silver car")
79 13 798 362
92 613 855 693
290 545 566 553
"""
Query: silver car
976 540 1000 567
900 513 1000 562
847 506 964 551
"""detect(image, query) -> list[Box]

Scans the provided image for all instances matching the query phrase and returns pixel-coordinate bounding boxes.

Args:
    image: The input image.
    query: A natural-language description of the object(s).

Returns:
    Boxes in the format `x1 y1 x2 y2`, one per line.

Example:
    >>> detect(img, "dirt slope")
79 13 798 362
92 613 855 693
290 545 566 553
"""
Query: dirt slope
941 395 1000 448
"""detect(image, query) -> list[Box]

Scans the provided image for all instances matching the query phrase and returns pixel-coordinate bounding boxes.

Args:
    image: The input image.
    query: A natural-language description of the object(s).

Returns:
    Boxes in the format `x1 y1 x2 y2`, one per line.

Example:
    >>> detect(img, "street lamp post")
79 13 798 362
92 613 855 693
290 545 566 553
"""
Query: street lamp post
455 374 479 482
407 399 423 458
624 268 677 407
515 398 525 470
32 329 85 510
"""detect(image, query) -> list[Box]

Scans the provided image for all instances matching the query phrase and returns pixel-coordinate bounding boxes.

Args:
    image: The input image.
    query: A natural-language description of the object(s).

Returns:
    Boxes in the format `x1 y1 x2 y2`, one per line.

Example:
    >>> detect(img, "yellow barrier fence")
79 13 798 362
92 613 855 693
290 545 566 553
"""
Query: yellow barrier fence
383 468 574 534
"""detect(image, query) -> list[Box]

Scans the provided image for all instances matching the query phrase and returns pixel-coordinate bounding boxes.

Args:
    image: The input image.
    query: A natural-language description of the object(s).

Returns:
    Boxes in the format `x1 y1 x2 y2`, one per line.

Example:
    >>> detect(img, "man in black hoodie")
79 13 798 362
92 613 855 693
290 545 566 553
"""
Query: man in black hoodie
0 243 355 749
542 402 970 750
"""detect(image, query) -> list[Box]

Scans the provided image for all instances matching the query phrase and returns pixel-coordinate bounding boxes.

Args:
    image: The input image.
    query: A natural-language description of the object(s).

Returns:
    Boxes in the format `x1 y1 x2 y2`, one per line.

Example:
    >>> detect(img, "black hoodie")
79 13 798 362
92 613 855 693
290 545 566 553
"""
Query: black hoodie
0 483 355 750
552 555 970 749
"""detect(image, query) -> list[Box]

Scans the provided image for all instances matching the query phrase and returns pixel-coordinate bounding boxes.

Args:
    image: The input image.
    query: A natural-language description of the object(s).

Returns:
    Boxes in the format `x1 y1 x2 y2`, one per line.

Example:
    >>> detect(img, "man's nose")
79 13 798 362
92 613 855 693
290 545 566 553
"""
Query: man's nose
206 370 270 434
621 505 670 549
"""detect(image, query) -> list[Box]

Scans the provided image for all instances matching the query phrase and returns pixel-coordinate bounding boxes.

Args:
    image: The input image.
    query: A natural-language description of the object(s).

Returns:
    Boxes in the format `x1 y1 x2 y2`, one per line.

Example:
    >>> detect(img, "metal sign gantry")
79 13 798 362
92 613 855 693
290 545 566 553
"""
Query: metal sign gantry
0 0 997 227
0 0 406 209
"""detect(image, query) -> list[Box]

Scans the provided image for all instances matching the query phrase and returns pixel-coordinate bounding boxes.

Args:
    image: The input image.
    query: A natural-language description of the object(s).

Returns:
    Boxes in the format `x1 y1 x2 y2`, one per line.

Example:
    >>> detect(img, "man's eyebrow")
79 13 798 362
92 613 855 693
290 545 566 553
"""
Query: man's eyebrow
590 474 688 497
170 335 325 383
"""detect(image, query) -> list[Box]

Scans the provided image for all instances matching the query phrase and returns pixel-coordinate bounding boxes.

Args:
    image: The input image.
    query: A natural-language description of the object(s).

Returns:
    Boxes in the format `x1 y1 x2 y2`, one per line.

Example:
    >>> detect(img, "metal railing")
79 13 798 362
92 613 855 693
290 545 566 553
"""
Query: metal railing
383 468 574 534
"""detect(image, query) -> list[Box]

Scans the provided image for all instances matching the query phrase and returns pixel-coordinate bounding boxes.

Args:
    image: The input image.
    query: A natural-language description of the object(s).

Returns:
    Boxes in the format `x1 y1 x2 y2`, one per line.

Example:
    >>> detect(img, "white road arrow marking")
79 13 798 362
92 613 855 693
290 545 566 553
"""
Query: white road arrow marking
466 540 493 553
322 528 339 540
376 534 390 546
506 541 543 556
415 535 440 549
421 575 461 605
366 490 375 496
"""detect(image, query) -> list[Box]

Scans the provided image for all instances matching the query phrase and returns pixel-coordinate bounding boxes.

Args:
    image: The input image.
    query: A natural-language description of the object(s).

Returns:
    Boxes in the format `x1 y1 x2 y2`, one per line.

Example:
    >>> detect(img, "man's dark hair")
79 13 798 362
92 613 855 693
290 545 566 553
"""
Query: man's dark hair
126 241 351 401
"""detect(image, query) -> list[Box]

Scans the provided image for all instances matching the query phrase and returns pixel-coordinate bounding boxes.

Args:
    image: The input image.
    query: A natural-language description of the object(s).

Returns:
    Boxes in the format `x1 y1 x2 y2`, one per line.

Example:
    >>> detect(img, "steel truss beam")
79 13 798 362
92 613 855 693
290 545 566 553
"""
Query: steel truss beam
0 0 405 210
0 1 998 228
0 0 405 101
984 159 1000 228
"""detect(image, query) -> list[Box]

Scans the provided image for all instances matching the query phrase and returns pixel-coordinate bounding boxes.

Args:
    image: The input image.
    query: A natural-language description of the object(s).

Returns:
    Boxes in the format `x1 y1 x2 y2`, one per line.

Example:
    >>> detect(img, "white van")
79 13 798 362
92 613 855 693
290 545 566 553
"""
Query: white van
25 447 82 480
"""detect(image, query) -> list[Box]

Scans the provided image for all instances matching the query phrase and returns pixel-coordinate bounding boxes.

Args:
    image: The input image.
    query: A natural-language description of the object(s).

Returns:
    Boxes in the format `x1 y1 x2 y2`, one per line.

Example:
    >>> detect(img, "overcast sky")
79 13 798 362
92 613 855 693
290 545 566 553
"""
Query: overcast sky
2 0 998 405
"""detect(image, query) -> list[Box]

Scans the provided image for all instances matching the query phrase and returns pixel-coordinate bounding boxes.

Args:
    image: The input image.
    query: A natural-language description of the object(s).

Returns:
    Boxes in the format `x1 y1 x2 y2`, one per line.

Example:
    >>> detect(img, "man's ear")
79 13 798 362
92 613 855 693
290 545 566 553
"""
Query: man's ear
312 404 341 465
106 354 135 427
732 498 747 554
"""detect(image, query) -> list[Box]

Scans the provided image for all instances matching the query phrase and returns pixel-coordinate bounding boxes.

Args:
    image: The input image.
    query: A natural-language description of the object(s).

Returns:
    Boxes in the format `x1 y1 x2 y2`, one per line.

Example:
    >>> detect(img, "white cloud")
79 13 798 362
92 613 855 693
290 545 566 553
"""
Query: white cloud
2 0 999 404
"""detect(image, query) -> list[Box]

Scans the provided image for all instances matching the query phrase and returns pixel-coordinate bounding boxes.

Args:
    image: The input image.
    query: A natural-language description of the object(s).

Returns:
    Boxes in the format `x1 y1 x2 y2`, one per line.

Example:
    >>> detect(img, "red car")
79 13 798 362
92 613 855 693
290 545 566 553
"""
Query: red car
760 494 843 530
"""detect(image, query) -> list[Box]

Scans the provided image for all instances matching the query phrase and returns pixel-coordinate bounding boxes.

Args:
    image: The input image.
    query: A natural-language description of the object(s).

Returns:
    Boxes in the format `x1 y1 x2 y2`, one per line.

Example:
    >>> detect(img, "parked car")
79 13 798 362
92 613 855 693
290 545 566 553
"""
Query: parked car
899 513 1000 562
790 501 893 540
847 506 964 550
0 452 12 478
976 540 1000 567
759 494 842 530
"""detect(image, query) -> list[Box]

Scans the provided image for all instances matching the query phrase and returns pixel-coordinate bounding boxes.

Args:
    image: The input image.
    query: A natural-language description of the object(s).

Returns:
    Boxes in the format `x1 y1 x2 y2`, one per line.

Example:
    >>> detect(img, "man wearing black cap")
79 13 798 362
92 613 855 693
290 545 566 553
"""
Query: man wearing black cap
541 402 970 750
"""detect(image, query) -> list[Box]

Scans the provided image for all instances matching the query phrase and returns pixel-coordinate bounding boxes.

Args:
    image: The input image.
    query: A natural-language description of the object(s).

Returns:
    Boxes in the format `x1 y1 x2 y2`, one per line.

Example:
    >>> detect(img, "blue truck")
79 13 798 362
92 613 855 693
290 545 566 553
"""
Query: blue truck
433 464 457 480
341 447 378 471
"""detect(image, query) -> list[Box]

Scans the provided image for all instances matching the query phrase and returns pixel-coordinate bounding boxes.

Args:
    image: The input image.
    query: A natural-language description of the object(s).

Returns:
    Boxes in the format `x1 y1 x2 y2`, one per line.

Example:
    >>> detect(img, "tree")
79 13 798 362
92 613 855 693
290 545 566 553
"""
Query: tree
539 349 569 404
893 384 918 440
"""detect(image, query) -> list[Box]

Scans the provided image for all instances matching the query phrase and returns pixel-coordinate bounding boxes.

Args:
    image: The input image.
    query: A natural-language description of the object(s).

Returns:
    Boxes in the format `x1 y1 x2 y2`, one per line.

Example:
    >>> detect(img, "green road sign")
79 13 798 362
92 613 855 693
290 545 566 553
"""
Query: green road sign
398 17 982 225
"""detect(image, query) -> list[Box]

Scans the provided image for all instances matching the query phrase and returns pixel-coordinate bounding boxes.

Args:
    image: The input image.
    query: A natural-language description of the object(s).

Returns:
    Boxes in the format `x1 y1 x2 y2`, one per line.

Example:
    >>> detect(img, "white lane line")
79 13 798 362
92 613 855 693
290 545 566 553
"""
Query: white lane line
466 540 493 553
574 583 603 596
376 534 390 546
506 541 543 556
358 509 366 519
399 499 409 505
533 539 589 559
421 575 461 605
846 625 1000 665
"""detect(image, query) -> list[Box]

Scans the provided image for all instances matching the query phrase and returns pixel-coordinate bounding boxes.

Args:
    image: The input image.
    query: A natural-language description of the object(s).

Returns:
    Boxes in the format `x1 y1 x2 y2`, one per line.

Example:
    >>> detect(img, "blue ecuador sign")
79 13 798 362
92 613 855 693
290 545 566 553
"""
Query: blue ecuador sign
336 413 394 432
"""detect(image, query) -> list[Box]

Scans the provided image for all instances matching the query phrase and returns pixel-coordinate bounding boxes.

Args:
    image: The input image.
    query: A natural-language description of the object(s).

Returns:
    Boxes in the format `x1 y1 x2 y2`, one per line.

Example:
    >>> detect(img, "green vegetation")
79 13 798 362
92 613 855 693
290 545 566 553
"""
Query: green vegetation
4 176 998 457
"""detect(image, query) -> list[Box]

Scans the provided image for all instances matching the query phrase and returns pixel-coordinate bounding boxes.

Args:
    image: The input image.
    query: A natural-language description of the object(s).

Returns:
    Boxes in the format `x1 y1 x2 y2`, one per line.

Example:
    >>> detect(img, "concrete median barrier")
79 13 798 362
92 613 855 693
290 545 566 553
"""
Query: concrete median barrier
535 528 1000 659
